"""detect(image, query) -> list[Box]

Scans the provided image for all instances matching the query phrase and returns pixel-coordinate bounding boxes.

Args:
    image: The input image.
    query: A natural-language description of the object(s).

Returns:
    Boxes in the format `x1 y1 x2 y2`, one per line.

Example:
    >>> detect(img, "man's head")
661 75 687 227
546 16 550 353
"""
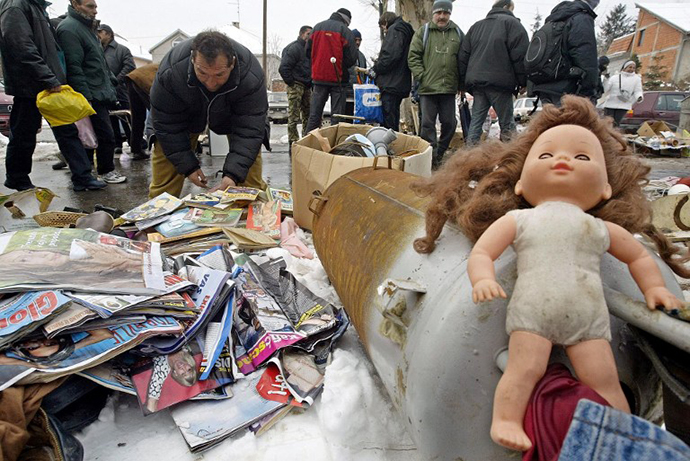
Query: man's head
299 25 312 41
336 8 352 26
378 11 397 32
97 24 113 46
492 0 514 11
191 31 237 93
352 29 362 48
70 0 98 20
432 0 452 27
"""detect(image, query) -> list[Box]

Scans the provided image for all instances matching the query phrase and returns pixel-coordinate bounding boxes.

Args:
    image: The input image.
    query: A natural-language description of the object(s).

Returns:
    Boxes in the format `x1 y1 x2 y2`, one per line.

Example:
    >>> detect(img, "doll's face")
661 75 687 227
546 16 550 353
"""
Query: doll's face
515 125 612 210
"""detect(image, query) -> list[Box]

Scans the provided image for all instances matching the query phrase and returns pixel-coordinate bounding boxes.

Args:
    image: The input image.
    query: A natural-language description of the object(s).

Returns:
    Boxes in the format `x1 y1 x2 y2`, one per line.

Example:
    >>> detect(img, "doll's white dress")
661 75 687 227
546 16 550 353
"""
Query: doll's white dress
505 201 611 345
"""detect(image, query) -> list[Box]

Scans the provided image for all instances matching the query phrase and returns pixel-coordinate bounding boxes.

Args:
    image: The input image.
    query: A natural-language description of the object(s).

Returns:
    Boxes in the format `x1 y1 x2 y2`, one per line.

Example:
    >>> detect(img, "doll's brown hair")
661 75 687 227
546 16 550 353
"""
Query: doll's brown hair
413 95 690 277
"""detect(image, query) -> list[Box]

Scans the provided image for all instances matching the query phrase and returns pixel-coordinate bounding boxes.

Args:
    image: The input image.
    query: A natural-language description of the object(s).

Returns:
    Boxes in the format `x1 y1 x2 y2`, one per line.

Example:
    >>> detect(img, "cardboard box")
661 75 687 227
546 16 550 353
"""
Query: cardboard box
292 123 432 230
637 121 671 138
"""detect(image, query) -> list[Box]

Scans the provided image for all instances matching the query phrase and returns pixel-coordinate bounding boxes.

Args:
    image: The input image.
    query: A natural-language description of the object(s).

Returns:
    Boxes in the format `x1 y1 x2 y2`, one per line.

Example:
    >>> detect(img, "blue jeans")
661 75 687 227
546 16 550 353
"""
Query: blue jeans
466 88 515 145
558 399 690 460
306 84 346 133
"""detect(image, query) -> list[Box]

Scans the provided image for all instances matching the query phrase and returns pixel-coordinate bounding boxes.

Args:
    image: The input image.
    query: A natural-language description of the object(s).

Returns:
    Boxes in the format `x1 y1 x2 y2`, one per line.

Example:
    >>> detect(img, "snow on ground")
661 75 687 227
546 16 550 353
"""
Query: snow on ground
76 247 419 461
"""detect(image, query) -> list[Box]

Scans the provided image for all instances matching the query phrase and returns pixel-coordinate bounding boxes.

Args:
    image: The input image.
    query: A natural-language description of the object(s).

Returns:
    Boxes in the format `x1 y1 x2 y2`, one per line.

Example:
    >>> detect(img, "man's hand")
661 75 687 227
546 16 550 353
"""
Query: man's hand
187 169 208 188
210 175 236 193
47 85 63 93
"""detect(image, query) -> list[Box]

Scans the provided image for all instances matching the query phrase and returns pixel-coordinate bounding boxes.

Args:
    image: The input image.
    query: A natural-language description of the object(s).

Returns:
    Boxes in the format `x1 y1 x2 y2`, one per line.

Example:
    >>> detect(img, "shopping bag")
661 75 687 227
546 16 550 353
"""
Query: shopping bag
36 85 95 127
75 116 98 149
353 77 384 124
459 94 471 139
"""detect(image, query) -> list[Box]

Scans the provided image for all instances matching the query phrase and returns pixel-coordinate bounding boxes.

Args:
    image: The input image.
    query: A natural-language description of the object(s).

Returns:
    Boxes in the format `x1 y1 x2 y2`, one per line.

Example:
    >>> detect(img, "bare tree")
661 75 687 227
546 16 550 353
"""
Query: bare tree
264 33 283 89
397 0 432 30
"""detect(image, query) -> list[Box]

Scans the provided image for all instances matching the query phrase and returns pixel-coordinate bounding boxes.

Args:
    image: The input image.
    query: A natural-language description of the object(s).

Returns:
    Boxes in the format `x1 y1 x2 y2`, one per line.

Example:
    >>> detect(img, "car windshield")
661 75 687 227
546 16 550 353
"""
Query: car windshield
667 95 685 111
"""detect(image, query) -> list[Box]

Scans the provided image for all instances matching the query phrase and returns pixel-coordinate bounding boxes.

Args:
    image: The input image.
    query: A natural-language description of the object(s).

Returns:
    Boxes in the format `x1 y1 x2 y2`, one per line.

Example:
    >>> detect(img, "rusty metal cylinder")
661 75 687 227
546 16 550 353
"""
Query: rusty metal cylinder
312 167 679 461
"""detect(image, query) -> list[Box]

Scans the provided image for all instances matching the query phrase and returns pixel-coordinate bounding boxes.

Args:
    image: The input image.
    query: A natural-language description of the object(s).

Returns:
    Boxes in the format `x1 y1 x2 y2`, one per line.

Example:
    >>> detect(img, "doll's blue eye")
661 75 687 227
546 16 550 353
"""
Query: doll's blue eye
575 154 590 161
538 153 552 159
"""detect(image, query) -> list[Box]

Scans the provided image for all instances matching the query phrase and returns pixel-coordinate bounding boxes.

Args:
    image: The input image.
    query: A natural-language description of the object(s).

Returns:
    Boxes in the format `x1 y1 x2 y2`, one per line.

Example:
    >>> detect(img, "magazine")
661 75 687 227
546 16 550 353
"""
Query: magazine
0 228 168 295
246 200 281 240
222 228 278 251
0 316 183 391
267 187 293 213
120 192 183 222
0 291 73 349
43 303 100 338
77 359 137 395
184 208 243 228
267 351 324 406
218 187 261 205
199 288 235 380
154 208 201 238
171 373 284 452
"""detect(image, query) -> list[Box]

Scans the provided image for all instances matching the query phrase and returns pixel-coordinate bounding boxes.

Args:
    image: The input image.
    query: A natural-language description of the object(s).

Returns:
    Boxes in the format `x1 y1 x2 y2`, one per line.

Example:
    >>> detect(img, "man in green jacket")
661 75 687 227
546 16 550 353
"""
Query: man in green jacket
56 0 127 184
408 0 463 168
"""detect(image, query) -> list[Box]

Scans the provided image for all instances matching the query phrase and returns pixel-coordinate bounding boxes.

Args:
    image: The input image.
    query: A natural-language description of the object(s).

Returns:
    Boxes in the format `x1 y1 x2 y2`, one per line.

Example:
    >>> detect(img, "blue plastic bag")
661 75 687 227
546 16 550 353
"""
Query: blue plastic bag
353 77 384 124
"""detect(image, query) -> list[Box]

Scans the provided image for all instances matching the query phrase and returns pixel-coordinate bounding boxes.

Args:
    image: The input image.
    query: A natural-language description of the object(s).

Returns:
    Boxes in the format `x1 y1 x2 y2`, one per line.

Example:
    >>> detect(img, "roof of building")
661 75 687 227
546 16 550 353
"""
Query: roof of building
115 34 152 62
607 33 634 56
148 24 263 55
148 29 191 54
635 2 690 35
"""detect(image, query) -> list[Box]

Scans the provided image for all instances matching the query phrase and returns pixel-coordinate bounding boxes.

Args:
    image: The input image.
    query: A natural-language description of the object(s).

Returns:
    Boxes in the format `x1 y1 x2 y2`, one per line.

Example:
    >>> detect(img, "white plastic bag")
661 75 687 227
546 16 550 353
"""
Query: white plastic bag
75 116 98 149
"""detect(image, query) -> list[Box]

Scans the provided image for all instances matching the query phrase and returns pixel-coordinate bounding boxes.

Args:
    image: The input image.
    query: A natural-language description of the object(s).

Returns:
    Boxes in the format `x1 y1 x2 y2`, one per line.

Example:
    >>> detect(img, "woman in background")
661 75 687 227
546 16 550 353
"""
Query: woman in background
603 60 644 127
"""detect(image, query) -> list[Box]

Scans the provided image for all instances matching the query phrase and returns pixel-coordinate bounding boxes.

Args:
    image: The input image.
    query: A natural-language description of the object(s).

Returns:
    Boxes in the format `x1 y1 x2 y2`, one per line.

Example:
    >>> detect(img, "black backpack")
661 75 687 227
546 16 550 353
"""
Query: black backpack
524 20 571 84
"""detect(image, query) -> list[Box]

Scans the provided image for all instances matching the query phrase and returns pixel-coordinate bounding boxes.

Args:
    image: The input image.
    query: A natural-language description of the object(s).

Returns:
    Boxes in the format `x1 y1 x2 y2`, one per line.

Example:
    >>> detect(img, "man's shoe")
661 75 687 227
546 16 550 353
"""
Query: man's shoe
100 171 127 184
4 179 35 191
131 151 150 160
73 178 107 191
52 160 67 170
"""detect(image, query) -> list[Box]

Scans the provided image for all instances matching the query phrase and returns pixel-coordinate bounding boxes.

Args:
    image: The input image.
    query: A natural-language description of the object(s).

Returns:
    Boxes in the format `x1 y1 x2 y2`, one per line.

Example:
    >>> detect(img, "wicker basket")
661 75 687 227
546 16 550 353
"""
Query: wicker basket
33 211 87 228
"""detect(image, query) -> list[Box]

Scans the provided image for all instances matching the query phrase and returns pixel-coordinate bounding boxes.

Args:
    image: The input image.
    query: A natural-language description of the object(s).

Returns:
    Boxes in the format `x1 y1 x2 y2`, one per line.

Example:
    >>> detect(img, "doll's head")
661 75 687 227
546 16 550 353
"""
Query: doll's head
413 96 690 276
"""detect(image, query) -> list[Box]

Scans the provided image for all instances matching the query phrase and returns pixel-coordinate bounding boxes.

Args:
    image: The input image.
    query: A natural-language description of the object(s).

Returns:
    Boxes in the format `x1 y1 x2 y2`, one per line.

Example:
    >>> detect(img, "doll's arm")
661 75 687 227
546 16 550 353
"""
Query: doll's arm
468 215 517 303
606 222 684 310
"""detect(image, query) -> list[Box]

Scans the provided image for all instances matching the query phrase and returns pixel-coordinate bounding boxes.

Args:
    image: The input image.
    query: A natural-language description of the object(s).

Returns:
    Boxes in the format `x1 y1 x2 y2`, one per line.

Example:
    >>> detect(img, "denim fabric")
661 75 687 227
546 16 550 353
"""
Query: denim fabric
466 88 515 145
419 94 457 167
558 399 690 461
306 84 346 133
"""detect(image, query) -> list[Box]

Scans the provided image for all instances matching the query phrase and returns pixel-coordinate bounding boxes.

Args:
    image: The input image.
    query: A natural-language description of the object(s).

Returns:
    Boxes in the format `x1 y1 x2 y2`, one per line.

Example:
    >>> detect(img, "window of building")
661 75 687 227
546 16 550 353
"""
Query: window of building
637 29 645 47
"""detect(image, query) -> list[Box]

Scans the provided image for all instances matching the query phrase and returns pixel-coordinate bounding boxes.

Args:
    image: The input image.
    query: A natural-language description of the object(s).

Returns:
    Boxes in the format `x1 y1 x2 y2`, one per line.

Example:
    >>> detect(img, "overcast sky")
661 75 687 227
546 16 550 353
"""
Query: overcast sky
45 0 685 62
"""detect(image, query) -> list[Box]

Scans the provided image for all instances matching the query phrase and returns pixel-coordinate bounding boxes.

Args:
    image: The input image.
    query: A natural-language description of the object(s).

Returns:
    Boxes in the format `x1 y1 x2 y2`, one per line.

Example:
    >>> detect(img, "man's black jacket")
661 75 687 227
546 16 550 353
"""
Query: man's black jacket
0 0 66 98
150 38 268 183
457 8 529 93
373 16 414 96
279 37 311 86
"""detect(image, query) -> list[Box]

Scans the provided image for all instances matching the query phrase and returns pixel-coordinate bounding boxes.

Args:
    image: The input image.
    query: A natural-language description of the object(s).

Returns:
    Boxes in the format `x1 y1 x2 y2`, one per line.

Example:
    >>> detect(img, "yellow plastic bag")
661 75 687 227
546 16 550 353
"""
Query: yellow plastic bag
36 85 96 127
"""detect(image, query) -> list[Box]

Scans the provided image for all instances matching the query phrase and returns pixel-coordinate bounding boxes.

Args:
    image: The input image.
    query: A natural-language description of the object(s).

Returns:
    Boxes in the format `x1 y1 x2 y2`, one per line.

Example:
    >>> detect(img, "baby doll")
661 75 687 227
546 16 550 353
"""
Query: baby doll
413 96 688 452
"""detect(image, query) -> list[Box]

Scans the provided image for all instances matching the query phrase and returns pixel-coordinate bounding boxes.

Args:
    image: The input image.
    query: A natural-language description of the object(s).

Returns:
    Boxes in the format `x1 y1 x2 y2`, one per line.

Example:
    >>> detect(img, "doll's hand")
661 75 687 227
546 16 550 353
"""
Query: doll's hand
472 280 507 304
643 287 684 311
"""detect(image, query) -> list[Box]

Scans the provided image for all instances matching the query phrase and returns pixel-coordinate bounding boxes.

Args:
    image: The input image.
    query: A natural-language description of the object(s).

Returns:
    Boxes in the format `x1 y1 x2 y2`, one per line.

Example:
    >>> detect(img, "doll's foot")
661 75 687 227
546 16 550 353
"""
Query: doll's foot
491 421 533 451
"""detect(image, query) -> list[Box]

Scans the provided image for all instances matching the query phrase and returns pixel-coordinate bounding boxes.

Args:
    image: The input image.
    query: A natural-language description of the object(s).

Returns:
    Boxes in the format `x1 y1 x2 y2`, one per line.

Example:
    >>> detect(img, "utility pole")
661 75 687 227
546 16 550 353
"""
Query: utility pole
262 0 268 85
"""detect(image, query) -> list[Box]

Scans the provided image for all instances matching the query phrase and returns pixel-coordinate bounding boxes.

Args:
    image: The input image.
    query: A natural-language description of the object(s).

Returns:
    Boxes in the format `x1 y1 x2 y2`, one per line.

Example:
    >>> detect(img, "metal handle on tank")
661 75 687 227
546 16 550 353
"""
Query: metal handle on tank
308 192 328 217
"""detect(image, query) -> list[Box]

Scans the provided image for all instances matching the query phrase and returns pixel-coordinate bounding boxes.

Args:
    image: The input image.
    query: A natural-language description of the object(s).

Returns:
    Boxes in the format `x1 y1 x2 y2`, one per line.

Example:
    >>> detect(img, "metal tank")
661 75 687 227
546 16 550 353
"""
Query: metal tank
311 167 690 461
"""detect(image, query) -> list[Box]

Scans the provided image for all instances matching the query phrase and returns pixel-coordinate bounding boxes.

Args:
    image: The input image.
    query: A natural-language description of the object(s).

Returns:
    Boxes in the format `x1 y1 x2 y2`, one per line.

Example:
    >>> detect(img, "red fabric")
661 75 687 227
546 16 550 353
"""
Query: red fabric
523 363 610 461
310 29 347 83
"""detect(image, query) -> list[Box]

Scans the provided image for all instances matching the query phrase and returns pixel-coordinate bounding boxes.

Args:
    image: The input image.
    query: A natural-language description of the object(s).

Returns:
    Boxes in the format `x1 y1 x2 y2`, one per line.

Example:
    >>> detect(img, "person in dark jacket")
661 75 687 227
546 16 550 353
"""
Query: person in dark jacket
97 23 135 154
304 8 357 132
57 0 127 184
458 0 528 144
279 25 312 149
0 0 105 191
345 28 367 117
371 12 414 131
149 31 268 198
528 0 599 106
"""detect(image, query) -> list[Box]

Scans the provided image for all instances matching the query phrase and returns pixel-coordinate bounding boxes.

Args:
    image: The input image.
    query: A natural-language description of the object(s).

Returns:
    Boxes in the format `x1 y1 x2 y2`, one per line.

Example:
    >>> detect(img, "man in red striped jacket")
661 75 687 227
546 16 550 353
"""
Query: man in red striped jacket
304 8 357 133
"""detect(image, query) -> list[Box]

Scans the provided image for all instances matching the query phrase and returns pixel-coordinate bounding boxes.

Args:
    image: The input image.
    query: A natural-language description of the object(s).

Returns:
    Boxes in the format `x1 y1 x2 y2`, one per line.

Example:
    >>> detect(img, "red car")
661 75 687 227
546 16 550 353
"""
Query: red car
0 82 11 137
619 91 689 134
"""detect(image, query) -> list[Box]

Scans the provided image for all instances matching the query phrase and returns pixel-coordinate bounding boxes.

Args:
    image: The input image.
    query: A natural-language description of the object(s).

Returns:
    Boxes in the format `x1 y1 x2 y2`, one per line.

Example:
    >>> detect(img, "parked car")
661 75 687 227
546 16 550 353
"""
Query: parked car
619 90 689 133
0 82 12 137
267 91 288 123
513 97 542 120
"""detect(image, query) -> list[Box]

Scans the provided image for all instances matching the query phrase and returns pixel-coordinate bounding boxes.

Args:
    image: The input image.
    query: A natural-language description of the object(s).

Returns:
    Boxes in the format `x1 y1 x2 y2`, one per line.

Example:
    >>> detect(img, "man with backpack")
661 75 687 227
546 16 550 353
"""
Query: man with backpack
408 0 463 168
525 0 599 106
458 0 528 144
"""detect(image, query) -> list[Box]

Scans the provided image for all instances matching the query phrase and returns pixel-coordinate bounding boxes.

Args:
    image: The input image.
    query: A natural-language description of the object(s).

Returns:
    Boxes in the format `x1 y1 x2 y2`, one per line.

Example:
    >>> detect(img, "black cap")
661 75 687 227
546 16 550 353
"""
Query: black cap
97 23 113 35
336 8 352 23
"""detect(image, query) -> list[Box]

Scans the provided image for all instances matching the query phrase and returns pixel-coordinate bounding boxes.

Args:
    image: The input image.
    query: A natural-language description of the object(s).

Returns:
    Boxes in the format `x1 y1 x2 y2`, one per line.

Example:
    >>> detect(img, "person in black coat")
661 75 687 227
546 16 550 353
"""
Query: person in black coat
0 0 105 191
529 0 599 106
149 31 268 198
279 25 312 148
371 12 414 131
458 0 528 144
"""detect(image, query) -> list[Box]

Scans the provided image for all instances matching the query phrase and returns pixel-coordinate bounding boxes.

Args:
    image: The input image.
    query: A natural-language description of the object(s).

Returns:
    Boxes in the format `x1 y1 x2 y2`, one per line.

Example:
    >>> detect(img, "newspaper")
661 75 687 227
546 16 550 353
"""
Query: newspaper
171 373 284 452
0 291 72 349
120 192 183 222
0 316 182 391
0 228 169 295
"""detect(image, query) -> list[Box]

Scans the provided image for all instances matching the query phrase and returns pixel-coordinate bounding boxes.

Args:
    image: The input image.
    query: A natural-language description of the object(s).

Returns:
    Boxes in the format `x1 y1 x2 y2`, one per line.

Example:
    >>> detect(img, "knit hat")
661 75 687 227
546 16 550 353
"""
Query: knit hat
352 29 362 39
582 0 600 10
432 0 453 14
622 60 636 70
336 8 352 25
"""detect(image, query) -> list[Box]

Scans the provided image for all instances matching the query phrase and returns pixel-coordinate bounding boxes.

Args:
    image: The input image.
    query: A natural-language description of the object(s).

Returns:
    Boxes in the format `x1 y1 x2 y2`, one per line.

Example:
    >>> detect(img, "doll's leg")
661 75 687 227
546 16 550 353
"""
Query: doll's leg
566 339 631 413
491 331 552 451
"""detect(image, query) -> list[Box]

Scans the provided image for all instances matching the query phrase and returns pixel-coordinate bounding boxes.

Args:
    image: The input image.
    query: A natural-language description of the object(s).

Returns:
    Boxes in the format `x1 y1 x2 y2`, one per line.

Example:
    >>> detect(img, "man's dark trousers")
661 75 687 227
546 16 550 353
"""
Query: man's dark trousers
5 97 96 188
381 92 404 132
420 94 457 167
306 84 346 133
126 79 150 155
87 101 116 175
